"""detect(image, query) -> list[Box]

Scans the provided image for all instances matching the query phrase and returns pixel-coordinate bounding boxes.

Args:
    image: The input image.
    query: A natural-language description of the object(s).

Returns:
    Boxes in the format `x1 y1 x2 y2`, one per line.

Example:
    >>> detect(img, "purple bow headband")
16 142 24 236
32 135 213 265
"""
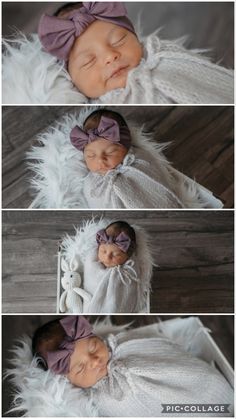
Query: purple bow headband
38 2 135 61
96 229 131 253
46 316 94 375
70 116 131 151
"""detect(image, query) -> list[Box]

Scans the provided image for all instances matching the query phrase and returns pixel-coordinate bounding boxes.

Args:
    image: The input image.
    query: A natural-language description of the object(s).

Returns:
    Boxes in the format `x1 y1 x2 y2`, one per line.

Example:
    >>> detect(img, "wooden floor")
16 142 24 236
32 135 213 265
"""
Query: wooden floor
2 2 233 68
2 106 234 208
2 314 234 416
2 210 233 314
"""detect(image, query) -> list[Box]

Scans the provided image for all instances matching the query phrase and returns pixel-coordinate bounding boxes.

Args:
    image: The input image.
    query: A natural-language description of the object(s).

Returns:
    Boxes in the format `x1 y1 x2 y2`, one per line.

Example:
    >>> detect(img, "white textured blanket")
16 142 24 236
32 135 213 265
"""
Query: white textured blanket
61 218 153 313
26 107 223 209
83 251 141 313
90 334 233 417
2 33 233 104
83 147 184 209
4 318 234 417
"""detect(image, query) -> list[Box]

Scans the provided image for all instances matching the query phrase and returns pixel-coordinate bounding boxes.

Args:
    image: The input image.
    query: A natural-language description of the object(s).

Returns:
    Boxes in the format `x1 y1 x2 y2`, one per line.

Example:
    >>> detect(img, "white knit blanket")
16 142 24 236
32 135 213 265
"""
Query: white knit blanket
4 318 233 417
26 108 223 209
83 147 184 209
61 218 153 313
83 252 140 313
2 33 233 104
90 334 234 417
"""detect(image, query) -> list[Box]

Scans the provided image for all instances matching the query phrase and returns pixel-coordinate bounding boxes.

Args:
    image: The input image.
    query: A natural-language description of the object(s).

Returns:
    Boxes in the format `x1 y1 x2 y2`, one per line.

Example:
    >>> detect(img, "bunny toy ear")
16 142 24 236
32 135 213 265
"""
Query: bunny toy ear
61 257 69 272
69 256 80 272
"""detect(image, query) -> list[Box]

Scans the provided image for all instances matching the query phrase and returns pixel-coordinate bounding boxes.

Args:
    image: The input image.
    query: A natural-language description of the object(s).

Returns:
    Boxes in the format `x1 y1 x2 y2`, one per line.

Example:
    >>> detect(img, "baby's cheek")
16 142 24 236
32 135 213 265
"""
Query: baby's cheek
68 63 106 98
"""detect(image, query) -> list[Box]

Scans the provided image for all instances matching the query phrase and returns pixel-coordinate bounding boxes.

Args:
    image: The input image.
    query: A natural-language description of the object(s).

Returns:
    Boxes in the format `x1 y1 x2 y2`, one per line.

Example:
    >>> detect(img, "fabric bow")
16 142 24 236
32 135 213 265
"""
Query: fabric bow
38 2 135 61
46 315 94 375
70 116 131 151
96 229 131 253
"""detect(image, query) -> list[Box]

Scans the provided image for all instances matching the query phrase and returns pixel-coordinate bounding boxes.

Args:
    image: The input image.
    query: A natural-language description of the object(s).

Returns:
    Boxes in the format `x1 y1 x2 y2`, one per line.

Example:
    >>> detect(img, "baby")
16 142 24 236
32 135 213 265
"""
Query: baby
32 315 234 416
36 2 233 104
96 221 136 268
70 108 185 209
38 2 143 99
83 221 140 313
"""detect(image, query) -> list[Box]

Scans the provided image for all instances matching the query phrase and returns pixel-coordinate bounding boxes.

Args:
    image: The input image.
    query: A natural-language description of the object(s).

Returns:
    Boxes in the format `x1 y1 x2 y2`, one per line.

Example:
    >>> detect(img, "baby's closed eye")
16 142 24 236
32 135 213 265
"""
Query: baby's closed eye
111 33 127 47
75 362 85 375
86 154 96 159
80 56 96 69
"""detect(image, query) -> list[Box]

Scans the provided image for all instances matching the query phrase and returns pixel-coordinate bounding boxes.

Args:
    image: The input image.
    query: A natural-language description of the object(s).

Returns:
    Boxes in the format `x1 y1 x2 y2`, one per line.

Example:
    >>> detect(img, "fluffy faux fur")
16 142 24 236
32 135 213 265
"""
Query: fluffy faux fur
26 106 223 209
2 34 87 104
4 317 233 417
3 32 233 104
60 217 153 312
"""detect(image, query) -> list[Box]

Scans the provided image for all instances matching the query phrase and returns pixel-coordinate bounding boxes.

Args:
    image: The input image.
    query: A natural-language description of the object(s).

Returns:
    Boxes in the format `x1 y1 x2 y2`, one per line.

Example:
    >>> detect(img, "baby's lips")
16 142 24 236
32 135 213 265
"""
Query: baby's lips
107 64 129 80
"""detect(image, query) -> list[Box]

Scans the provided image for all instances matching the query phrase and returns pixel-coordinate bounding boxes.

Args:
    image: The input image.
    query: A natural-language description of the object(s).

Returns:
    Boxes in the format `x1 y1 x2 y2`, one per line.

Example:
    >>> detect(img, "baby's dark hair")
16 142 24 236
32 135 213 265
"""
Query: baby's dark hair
54 2 83 17
32 319 66 370
83 109 128 132
106 221 136 257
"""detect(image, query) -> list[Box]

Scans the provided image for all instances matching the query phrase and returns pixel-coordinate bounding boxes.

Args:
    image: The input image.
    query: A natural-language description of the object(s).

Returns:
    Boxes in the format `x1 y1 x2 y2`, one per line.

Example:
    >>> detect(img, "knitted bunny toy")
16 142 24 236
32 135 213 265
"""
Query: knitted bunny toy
59 257 91 313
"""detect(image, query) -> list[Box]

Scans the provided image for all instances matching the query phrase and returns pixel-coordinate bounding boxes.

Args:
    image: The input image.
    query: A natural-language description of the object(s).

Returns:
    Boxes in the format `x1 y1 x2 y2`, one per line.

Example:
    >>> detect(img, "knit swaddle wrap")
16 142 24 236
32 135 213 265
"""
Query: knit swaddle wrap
95 34 234 104
83 148 184 209
83 249 140 313
91 334 234 417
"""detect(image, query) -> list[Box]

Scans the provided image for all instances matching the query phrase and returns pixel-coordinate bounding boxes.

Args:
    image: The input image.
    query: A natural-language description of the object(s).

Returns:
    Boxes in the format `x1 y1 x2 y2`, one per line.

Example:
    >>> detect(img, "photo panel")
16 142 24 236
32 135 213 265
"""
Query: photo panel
2 314 234 416
2 105 234 209
2 210 234 314
2 2 234 104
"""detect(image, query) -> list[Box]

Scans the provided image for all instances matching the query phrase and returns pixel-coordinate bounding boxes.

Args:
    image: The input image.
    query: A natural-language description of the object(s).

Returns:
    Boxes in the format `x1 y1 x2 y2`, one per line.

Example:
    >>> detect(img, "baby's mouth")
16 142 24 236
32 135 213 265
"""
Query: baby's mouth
108 65 129 80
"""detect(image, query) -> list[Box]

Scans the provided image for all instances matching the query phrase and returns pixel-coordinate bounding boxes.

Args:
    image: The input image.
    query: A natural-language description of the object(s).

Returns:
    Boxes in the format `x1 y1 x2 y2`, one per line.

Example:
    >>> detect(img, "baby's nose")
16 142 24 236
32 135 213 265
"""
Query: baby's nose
104 48 120 65
90 355 101 369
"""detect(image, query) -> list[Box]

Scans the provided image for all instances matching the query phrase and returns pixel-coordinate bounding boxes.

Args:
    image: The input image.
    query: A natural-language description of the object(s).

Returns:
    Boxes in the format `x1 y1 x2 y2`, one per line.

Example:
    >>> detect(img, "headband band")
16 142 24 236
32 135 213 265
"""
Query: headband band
46 316 94 375
70 115 131 151
38 2 135 61
96 229 131 253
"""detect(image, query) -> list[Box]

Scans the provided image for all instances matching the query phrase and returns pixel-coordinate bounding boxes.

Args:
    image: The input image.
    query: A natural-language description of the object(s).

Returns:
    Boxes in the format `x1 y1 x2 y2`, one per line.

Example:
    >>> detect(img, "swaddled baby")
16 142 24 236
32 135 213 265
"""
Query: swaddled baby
37 2 233 104
32 315 234 417
83 221 141 313
70 109 185 209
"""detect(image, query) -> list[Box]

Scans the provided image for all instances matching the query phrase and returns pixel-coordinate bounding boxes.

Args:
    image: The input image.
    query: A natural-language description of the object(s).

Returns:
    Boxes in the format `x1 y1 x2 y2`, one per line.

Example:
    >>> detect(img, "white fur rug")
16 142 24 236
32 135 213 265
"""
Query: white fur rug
26 106 223 209
60 217 153 313
3 33 233 104
4 317 233 417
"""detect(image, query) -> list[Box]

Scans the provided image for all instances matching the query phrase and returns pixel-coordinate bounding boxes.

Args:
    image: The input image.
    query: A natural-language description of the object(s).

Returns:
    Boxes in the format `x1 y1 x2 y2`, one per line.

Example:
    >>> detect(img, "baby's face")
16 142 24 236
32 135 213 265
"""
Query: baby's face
67 336 109 388
98 243 129 268
84 138 128 174
68 20 143 98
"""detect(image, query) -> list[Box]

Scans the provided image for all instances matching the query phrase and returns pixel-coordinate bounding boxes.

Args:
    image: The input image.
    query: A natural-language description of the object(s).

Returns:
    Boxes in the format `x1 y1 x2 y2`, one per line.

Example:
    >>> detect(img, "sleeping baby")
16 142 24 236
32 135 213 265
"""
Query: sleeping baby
83 220 142 313
32 315 234 417
70 108 186 209
3 2 233 104
36 1 233 104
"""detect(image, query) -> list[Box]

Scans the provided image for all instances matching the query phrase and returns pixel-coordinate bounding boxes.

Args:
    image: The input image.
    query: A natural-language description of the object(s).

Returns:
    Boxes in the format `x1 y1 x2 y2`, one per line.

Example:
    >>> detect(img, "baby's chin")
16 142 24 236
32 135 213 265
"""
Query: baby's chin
88 69 129 99
105 71 128 94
